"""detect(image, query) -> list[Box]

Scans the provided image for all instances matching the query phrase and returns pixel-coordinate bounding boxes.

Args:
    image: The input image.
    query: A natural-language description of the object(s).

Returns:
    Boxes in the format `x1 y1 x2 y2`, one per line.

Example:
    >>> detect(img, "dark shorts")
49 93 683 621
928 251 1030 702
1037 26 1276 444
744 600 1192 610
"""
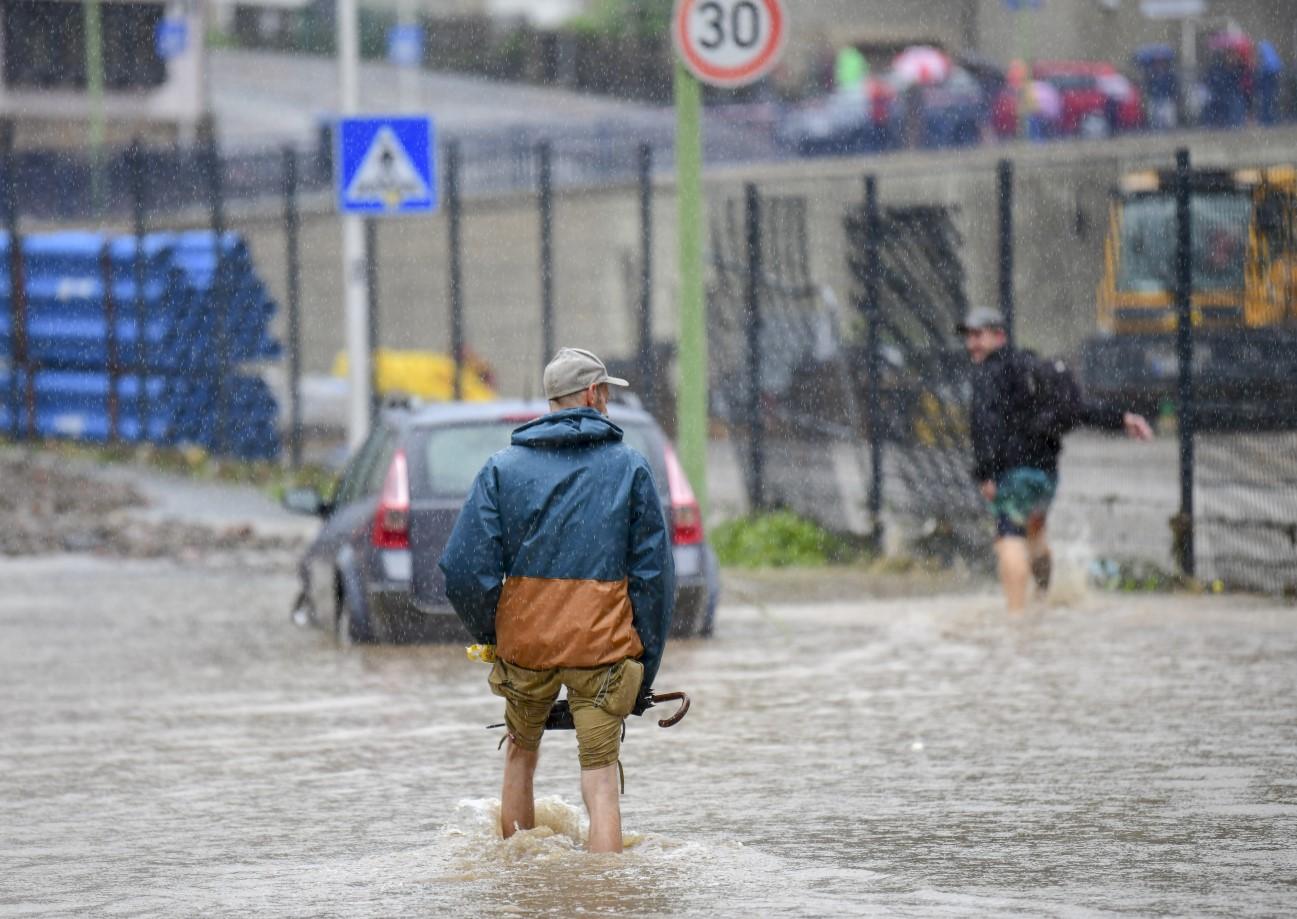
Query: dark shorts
992 467 1058 538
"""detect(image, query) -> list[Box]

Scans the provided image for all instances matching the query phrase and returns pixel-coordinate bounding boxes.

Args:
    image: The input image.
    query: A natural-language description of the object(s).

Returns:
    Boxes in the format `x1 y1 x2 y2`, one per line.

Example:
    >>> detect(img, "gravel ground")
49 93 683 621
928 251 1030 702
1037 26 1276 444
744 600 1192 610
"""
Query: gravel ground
0 447 308 561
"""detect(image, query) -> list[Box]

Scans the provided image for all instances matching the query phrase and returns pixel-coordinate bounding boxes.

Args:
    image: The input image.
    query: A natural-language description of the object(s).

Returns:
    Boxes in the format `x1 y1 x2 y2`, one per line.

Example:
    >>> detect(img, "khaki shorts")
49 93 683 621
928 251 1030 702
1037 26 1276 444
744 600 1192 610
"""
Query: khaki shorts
488 657 644 770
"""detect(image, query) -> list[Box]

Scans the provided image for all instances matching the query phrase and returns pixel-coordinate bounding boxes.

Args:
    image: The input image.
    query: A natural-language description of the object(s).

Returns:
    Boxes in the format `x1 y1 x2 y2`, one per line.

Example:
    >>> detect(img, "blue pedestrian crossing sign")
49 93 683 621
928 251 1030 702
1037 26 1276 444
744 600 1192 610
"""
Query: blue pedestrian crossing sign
336 116 436 215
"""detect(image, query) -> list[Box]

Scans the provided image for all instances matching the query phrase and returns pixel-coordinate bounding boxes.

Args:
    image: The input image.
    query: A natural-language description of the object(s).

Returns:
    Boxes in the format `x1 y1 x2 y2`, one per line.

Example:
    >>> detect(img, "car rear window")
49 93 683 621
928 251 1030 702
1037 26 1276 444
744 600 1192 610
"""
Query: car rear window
413 419 666 498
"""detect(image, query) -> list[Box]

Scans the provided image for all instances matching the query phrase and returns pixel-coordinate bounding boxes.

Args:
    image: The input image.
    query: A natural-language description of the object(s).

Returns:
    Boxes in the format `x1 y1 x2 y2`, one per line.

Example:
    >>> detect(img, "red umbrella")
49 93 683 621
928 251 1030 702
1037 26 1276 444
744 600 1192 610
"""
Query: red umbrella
892 46 952 86
1208 30 1254 60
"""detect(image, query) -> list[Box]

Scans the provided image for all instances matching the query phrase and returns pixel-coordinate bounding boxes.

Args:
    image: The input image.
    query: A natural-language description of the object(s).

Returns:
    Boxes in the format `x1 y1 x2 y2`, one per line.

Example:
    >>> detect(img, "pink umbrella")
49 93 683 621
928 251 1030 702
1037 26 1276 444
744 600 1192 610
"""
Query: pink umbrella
1097 72 1135 103
892 46 952 86
1028 80 1062 120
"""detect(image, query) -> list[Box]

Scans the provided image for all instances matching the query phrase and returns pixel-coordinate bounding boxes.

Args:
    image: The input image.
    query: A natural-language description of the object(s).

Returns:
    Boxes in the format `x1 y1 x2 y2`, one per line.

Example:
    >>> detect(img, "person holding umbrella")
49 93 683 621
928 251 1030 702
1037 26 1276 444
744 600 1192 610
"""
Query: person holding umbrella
1256 40 1283 125
1134 44 1179 130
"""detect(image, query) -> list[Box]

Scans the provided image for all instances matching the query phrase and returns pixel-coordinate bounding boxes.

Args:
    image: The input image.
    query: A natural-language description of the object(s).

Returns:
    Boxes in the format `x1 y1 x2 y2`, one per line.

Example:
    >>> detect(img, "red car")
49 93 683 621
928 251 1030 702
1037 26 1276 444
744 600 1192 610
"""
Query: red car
1033 61 1144 136
993 61 1144 138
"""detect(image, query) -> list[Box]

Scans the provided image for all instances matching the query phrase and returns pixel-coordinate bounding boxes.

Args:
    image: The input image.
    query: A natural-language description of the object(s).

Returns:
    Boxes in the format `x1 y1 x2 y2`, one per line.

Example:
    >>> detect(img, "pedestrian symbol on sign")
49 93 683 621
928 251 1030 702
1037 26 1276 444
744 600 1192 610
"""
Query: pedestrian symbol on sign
336 116 436 215
345 127 430 210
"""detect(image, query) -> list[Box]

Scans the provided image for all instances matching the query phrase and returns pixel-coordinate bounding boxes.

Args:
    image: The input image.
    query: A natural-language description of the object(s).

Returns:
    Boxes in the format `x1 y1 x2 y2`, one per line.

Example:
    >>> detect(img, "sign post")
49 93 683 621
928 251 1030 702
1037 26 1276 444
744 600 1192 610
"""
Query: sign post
336 0 369 450
335 115 436 442
671 0 786 517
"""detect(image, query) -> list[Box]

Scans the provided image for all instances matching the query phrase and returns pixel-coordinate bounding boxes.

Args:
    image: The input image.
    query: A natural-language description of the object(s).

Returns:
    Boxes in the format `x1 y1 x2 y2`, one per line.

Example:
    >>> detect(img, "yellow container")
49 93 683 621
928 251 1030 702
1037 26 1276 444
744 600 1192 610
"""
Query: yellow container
333 348 496 402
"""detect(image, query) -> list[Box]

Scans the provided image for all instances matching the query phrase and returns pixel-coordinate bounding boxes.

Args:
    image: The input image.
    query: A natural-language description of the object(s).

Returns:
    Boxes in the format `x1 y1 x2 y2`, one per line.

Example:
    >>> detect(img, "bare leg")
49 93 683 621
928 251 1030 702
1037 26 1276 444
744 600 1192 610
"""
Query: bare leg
994 536 1031 613
580 763 623 853
500 738 539 839
1026 514 1051 593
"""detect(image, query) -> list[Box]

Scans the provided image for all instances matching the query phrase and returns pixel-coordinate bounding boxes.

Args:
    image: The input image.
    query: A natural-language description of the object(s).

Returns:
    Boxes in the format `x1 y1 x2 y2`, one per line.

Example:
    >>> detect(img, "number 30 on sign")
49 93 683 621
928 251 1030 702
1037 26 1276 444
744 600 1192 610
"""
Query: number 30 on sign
672 0 787 88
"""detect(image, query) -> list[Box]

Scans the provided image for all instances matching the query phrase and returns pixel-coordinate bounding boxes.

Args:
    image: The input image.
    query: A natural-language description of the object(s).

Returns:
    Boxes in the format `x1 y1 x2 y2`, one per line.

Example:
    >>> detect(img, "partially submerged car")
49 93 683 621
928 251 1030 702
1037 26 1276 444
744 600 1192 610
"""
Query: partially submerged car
284 399 720 644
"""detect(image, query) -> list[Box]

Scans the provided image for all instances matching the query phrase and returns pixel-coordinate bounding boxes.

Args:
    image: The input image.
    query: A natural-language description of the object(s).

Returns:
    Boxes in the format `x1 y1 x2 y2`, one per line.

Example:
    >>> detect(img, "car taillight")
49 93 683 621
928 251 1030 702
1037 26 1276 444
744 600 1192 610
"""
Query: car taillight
672 501 704 546
371 449 410 550
663 443 704 546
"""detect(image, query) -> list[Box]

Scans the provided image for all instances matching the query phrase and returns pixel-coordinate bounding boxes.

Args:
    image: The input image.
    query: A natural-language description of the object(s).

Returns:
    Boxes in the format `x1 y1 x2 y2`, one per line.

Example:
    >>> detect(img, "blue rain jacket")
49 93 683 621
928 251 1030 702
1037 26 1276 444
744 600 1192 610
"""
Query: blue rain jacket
439 408 674 687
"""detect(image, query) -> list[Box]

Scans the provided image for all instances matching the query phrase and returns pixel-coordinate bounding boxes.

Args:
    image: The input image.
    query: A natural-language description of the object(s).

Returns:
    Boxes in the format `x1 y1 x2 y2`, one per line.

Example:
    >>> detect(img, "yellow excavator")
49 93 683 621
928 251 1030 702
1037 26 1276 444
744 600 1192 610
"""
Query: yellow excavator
1081 165 1297 428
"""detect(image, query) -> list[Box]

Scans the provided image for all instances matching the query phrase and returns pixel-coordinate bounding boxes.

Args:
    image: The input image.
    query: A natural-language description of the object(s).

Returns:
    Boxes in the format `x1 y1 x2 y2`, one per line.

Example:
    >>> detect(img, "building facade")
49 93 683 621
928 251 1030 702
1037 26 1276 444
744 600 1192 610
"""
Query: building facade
0 0 206 148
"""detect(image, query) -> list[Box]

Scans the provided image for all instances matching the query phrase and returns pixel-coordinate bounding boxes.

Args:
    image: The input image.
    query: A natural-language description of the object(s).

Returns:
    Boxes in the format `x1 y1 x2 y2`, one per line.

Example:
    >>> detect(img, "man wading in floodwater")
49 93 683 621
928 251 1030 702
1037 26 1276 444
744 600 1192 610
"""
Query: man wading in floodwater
439 348 674 853
960 308 1153 612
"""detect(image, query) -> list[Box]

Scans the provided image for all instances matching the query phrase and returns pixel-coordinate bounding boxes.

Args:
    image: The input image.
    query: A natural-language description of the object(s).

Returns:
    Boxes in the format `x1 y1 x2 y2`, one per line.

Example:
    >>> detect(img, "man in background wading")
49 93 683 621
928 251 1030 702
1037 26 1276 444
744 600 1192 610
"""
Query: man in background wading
439 347 674 853
960 308 1154 611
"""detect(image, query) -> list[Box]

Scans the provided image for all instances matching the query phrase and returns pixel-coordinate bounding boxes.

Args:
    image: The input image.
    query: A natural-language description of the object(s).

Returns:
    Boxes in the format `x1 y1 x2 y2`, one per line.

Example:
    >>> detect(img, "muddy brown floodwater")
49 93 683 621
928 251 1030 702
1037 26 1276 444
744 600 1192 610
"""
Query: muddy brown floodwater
2 555 1295 918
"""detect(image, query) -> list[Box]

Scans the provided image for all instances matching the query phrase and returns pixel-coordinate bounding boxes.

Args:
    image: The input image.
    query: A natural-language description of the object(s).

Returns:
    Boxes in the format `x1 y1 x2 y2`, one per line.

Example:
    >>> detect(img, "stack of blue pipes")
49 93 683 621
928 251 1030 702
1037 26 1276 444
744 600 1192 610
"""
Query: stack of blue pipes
0 230 282 460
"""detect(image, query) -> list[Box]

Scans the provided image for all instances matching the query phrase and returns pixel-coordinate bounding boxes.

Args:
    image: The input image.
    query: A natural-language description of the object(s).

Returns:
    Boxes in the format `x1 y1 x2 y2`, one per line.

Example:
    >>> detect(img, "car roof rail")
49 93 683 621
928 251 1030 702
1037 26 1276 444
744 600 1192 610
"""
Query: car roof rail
380 392 422 412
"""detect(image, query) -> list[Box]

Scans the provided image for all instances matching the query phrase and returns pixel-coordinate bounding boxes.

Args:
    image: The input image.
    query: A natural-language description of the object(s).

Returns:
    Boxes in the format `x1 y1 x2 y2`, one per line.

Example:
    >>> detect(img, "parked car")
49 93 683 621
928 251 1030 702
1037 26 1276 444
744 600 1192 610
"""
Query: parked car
994 61 1145 139
775 81 899 156
1035 61 1144 136
284 399 720 644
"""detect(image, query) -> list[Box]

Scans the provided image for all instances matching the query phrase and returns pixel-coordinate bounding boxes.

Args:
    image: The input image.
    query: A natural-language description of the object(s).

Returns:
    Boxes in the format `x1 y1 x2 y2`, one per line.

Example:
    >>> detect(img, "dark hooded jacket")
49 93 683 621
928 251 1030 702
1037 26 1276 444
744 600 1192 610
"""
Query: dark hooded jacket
438 408 674 688
970 347 1125 482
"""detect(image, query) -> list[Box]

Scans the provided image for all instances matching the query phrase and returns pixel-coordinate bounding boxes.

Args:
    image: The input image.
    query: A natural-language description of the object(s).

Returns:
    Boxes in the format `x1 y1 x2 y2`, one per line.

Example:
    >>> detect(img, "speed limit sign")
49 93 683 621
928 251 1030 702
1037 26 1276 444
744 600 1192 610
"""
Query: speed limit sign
672 0 787 88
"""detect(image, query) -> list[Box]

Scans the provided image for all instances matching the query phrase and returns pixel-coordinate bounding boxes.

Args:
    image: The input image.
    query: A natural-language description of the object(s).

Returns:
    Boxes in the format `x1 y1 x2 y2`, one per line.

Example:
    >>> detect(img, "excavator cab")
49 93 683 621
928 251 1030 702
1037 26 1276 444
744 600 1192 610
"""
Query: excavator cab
1085 166 1297 429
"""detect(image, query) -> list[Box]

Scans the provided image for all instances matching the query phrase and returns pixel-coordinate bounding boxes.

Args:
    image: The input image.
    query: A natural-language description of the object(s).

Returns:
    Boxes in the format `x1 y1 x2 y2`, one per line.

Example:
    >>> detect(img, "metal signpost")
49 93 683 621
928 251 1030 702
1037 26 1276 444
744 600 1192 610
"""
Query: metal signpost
387 21 424 111
334 115 436 446
671 0 787 516
336 0 367 451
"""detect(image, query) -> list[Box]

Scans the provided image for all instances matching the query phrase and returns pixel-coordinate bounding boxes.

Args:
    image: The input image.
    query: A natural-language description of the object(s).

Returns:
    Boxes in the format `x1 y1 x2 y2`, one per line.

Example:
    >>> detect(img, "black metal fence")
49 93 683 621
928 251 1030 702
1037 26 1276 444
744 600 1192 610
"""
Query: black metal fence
4 116 781 223
713 152 1297 594
1 123 668 467
708 189 864 530
1 122 284 461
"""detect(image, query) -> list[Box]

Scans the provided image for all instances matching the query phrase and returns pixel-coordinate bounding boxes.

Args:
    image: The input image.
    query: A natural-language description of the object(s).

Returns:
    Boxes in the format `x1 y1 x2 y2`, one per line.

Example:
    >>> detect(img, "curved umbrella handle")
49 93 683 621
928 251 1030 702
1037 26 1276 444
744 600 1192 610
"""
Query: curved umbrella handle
650 691 690 728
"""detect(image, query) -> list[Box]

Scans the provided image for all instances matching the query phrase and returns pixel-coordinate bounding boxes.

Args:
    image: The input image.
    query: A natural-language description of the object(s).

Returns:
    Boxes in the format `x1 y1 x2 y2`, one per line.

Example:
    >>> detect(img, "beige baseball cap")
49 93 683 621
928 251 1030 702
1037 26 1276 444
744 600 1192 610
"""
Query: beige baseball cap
543 347 629 400
955 306 1006 334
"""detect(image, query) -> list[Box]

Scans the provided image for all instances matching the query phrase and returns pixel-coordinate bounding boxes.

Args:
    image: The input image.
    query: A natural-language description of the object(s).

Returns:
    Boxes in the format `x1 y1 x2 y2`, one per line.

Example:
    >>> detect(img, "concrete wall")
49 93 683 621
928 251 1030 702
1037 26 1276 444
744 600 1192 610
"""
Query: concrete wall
707 124 1297 361
210 182 680 397
150 125 1297 398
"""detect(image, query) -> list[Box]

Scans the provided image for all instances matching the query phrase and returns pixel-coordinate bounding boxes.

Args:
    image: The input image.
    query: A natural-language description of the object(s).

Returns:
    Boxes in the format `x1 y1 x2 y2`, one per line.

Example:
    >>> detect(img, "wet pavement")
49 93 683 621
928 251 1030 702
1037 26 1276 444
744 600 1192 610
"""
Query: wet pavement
2 553 1295 918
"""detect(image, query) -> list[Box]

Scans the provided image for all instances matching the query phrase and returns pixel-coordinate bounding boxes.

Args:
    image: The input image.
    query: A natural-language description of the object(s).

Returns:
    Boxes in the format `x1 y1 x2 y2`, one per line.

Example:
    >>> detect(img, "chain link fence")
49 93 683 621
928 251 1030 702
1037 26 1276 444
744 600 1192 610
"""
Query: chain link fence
707 150 1297 595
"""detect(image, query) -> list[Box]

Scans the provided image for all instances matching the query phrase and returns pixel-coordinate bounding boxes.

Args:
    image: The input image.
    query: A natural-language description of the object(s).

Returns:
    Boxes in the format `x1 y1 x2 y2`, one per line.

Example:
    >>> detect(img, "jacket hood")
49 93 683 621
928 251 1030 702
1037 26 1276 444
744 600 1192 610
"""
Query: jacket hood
511 408 624 448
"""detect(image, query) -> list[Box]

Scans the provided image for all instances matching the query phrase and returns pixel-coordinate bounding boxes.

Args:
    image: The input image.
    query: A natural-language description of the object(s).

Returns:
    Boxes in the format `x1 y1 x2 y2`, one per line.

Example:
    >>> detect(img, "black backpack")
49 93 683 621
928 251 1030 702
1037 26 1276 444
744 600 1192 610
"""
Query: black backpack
1014 350 1083 443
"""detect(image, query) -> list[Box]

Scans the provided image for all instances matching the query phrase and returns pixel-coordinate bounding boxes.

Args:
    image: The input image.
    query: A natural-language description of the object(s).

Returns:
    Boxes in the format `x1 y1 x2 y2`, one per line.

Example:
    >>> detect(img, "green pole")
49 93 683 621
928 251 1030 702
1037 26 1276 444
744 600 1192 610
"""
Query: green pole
673 59 707 516
84 0 106 217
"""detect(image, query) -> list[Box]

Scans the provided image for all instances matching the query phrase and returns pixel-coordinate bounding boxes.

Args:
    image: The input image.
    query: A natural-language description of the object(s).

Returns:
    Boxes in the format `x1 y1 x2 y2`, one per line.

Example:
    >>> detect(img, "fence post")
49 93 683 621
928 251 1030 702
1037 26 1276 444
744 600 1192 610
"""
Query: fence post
997 159 1015 347
201 120 230 457
1174 147 1196 577
1 119 33 440
282 145 303 469
537 140 555 371
365 217 380 422
743 183 765 513
128 138 151 444
637 142 654 414
446 140 464 401
101 241 120 443
864 175 884 541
